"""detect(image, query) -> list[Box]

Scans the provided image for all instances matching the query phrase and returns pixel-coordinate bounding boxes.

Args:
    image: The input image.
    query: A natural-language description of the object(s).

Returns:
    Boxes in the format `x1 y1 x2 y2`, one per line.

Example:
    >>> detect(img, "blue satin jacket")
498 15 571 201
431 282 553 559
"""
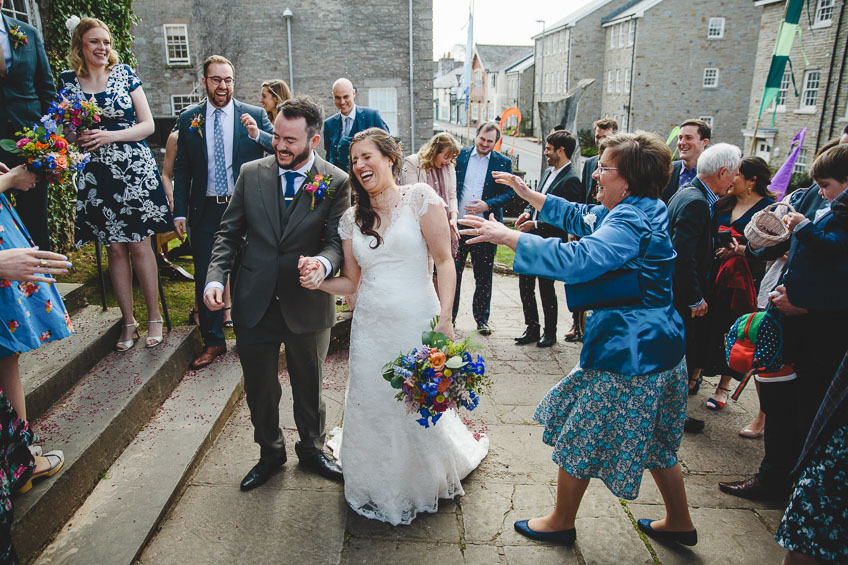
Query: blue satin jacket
514 195 685 376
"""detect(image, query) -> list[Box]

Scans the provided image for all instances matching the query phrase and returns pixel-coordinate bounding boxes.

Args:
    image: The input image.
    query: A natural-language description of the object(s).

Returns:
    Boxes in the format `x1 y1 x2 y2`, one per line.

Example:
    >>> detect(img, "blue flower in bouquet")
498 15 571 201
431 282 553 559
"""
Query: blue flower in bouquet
417 408 431 428
72 101 82 110
30 159 43 169
45 155 56 169
40 116 58 134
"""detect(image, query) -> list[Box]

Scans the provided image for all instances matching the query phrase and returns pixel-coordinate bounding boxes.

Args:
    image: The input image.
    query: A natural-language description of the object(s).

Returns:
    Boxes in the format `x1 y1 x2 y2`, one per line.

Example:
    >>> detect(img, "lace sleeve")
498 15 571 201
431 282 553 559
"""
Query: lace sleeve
339 206 356 240
408 183 447 218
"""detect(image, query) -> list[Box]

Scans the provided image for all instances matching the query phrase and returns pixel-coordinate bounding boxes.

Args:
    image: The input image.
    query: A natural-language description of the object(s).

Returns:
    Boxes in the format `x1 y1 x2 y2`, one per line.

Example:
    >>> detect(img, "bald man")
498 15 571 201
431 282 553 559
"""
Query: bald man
322 78 389 171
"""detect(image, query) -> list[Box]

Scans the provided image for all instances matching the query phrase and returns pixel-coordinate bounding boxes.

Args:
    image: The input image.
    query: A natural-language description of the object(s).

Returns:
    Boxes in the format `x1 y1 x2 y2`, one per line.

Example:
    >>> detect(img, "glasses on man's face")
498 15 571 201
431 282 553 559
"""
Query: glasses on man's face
597 165 619 174
206 76 234 87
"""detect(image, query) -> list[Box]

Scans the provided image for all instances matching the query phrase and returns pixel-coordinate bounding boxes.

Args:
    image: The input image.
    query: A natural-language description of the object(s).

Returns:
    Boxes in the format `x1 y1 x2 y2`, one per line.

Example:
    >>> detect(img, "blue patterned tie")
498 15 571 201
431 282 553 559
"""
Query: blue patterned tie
283 171 299 208
213 109 228 196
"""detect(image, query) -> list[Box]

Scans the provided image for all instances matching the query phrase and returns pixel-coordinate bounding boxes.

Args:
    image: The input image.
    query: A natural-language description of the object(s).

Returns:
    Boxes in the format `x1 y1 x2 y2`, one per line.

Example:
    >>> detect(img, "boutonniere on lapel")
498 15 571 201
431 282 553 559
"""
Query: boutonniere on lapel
304 173 335 210
9 25 28 49
189 113 204 139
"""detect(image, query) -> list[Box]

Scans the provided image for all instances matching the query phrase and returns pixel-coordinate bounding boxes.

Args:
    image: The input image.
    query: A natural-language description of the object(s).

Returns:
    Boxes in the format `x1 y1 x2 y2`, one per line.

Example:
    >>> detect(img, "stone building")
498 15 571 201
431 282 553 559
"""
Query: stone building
530 0 632 138
743 0 848 169
467 44 533 128
504 55 535 135
131 0 433 152
600 0 760 146
1 0 41 30
433 54 462 123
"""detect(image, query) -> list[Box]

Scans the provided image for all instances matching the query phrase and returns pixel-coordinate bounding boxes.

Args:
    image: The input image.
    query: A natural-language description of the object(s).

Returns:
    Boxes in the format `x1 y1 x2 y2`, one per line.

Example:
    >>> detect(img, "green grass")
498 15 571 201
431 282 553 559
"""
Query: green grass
494 245 515 268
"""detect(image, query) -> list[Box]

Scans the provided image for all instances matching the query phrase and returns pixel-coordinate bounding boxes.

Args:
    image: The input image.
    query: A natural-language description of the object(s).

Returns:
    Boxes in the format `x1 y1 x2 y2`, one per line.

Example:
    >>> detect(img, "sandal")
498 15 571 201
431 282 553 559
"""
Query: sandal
18 450 64 494
145 319 164 348
688 375 702 396
223 306 233 329
706 386 731 410
115 319 139 352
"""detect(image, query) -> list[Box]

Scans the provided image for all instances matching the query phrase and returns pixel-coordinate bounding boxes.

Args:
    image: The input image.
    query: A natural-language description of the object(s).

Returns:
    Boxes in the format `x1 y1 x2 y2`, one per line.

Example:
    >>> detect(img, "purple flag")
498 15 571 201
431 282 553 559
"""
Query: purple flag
768 128 806 201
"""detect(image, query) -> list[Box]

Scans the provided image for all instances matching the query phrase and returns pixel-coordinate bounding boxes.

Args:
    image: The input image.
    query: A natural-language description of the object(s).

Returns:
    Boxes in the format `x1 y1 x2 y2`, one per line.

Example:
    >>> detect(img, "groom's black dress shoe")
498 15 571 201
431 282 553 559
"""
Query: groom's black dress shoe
536 333 556 348
514 327 540 345
240 457 286 492
298 451 343 482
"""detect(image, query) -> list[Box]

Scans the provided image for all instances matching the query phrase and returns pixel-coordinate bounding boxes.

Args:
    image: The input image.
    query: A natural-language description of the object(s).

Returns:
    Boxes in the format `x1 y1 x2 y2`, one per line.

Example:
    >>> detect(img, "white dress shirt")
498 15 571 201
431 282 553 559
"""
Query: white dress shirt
205 100 236 197
533 163 569 223
0 18 12 73
458 149 491 218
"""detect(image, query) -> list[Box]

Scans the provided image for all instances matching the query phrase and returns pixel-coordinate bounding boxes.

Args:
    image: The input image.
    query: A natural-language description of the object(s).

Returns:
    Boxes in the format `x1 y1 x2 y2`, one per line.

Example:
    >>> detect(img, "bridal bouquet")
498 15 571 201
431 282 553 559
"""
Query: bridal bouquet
382 319 489 428
0 119 90 186
49 89 103 132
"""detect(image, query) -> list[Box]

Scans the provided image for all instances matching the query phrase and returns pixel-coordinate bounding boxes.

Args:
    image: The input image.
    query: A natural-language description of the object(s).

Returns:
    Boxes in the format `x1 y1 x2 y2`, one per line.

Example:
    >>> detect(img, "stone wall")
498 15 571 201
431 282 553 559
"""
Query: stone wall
132 0 433 153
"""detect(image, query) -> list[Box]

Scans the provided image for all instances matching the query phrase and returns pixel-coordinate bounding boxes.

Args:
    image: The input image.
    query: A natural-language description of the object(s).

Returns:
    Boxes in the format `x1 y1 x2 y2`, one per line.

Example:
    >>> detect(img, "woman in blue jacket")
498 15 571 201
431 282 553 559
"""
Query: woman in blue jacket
460 132 696 548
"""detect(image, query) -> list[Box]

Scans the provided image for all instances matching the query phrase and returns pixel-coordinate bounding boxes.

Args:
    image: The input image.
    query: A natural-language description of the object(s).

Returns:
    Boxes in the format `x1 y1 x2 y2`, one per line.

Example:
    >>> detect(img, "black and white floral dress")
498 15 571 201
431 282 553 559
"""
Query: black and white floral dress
58 64 172 246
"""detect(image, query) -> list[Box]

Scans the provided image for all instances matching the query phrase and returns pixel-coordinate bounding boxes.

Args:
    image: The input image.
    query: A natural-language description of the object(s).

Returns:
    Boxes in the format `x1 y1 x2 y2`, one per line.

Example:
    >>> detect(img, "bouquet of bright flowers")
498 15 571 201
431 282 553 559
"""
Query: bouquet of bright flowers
49 89 102 132
0 117 90 186
382 318 489 428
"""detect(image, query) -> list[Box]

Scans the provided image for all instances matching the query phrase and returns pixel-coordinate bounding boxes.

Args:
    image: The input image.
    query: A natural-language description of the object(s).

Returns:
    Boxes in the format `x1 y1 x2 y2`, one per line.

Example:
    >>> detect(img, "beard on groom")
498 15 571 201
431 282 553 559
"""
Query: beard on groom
203 97 351 491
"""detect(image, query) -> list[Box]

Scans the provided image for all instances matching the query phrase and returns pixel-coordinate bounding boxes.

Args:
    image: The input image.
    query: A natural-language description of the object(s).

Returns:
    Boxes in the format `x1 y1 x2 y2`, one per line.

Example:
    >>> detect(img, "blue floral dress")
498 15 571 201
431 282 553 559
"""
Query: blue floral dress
0 388 34 565
534 359 688 500
0 194 74 358
58 64 172 246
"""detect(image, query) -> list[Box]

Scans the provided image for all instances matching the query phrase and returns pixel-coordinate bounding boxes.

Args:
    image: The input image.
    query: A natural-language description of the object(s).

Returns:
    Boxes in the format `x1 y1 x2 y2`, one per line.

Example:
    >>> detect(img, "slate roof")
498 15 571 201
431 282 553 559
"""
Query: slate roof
475 44 534 72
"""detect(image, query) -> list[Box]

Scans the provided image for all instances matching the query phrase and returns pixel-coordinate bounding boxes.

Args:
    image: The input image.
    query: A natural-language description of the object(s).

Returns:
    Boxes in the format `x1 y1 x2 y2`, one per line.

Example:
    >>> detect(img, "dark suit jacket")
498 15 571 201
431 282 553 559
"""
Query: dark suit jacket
0 15 55 139
206 154 351 332
172 99 273 225
661 160 685 204
581 155 598 204
525 163 581 240
323 106 389 171
455 147 514 223
667 177 714 308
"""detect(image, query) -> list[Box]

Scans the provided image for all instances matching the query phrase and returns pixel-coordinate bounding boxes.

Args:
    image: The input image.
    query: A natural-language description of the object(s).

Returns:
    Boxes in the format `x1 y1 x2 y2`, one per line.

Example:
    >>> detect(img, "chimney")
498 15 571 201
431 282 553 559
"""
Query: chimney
438 55 455 76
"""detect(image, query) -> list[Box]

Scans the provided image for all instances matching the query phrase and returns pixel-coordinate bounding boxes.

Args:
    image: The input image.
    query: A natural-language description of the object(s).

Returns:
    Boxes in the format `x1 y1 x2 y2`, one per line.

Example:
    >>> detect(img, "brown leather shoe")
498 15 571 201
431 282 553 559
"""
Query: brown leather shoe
718 476 780 500
189 344 227 369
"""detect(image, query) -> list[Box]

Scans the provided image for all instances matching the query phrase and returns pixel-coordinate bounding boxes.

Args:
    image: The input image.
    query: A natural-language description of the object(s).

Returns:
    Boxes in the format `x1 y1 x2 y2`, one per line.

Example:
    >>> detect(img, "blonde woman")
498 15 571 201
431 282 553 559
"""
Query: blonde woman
401 132 461 257
259 79 293 122
59 18 172 350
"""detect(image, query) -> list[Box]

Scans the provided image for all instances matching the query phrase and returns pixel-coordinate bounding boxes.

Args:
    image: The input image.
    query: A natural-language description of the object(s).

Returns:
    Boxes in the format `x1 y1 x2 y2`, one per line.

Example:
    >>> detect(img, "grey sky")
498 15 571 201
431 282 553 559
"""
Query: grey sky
432 0 594 60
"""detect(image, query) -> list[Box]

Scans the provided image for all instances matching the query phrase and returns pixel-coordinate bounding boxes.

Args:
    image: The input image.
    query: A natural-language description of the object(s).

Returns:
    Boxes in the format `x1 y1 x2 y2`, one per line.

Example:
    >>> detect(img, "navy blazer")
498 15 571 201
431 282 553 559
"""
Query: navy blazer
783 207 848 311
172 99 274 224
661 160 685 204
455 147 514 223
323 106 389 171
667 178 714 308
580 155 598 204
0 15 55 139
525 163 582 240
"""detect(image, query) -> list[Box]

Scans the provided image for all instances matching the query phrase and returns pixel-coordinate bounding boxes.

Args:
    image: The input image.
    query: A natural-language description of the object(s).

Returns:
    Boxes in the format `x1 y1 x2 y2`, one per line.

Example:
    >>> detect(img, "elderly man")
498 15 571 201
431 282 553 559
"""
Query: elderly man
667 143 741 433
662 119 712 204
322 78 389 171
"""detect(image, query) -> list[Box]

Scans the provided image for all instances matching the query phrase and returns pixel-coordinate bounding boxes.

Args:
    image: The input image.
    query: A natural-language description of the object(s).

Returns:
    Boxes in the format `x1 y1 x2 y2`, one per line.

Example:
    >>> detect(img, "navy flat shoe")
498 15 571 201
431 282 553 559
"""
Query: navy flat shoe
637 519 698 546
513 520 576 545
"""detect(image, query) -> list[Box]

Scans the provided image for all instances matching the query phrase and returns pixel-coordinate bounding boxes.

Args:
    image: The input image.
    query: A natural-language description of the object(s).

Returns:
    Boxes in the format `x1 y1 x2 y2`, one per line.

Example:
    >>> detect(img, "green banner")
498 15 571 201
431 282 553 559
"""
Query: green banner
756 0 805 120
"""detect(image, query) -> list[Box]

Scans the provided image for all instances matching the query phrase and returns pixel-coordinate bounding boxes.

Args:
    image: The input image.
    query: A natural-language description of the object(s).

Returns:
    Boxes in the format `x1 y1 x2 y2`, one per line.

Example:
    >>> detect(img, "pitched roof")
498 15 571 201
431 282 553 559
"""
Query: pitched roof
601 0 665 25
505 54 534 74
532 0 622 38
475 44 533 72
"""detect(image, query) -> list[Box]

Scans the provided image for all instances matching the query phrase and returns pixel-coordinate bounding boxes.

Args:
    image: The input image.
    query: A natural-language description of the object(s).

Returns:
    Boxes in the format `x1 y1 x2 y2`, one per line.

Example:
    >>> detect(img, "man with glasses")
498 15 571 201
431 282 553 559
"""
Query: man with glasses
173 55 274 369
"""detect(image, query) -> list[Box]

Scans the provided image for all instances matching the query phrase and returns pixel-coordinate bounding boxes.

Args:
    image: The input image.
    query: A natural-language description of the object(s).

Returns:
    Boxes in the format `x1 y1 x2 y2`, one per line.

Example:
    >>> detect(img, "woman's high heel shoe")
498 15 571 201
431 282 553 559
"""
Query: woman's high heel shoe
145 319 165 348
115 319 139 351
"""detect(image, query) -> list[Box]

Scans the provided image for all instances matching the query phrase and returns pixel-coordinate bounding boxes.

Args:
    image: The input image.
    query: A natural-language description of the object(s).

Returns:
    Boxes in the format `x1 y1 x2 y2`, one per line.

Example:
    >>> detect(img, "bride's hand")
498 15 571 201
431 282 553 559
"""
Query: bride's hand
492 171 533 201
298 255 325 290
433 317 455 341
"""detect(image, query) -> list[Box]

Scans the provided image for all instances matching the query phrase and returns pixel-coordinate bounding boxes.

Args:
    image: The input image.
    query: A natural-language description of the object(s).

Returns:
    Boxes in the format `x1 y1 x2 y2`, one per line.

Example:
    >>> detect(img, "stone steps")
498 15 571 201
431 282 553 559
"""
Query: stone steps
12 326 201 559
54 283 87 316
33 344 244 565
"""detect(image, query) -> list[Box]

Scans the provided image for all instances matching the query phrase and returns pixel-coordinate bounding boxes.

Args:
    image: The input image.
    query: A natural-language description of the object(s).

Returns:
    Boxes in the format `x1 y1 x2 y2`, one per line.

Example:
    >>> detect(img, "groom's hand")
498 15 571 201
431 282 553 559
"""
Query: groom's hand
203 286 224 310
298 255 325 290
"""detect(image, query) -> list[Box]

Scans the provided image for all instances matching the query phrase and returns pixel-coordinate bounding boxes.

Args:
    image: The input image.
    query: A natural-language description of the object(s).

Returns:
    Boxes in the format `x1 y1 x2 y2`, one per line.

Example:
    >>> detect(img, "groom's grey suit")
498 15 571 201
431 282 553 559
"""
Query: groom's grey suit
206 152 350 464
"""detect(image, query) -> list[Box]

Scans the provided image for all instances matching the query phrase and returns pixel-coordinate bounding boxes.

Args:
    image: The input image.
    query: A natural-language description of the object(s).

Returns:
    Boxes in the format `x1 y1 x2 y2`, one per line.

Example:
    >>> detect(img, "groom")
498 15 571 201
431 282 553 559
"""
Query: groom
204 97 350 490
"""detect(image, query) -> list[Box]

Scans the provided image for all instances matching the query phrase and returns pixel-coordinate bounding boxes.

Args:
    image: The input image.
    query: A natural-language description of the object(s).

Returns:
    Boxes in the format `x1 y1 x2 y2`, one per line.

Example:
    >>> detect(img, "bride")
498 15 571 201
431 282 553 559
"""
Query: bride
300 128 489 525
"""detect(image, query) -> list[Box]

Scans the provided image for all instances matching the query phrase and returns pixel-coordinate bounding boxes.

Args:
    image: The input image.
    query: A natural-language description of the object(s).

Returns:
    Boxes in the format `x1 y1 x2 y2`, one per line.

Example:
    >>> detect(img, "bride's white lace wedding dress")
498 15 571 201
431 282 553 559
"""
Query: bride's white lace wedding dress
330 183 489 526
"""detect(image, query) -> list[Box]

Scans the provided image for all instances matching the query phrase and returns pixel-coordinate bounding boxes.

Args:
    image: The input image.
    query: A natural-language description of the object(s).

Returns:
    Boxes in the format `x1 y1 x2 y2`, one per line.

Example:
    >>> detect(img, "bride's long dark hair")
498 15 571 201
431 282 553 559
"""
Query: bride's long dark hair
349 128 403 248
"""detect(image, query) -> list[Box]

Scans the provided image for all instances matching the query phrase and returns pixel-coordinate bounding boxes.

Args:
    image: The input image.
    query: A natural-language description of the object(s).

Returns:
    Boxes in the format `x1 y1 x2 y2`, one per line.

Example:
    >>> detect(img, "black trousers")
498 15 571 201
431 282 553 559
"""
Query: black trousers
452 235 496 324
518 274 558 333
234 298 330 463
190 202 227 347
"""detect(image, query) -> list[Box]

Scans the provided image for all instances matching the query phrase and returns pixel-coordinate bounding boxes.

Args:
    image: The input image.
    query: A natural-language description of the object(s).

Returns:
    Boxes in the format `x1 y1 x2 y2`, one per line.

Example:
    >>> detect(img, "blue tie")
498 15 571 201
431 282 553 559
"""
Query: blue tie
343 116 353 138
283 171 299 208
213 109 228 196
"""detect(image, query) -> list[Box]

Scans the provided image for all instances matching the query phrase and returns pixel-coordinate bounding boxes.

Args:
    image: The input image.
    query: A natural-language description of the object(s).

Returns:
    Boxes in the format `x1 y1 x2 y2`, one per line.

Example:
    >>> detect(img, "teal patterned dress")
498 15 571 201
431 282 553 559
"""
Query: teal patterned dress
0 193 74 358
0 389 35 565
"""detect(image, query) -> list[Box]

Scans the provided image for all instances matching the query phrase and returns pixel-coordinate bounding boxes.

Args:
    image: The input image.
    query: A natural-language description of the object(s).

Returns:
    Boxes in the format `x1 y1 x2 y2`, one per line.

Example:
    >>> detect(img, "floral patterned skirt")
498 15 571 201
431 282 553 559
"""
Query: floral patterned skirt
0 389 35 565
776 423 848 561
534 358 687 500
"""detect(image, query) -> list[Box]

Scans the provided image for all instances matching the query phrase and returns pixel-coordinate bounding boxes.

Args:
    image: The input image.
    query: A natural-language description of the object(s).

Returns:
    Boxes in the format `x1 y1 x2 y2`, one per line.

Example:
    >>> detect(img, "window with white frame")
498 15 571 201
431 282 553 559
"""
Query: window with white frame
698 116 714 128
621 113 628 131
163 24 190 65
608 70 613 93
615 69 622 93
368 87 398 133
628 20 635 46
814 0 834 25
703 68 719 88
0 0 31 22
800 70 821 110
624 68 631 92
707 18 725 39
775 70 791 110
489 105 496 120
171 94 200 116
474 71 482 88
609 27 615 49
793 146 808 175
618 23 626 47
560 30 566 53
490 74 496 88
471 105 479 121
